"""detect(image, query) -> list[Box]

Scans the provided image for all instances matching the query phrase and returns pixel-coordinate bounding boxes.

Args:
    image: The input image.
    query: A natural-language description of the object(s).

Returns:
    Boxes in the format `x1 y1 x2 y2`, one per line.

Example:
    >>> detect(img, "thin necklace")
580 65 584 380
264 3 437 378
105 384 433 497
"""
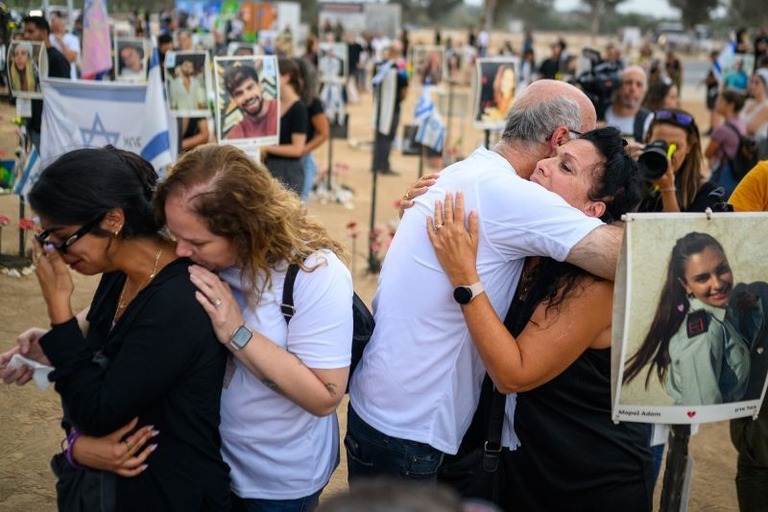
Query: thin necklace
115 247 164 319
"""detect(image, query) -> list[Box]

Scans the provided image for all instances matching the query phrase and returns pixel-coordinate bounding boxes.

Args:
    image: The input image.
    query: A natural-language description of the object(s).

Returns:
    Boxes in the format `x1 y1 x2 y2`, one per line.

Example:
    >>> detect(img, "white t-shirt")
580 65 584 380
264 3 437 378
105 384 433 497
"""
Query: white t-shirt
604 106 652 143
349 147 603 455
219 250 353 499
49 33 80 80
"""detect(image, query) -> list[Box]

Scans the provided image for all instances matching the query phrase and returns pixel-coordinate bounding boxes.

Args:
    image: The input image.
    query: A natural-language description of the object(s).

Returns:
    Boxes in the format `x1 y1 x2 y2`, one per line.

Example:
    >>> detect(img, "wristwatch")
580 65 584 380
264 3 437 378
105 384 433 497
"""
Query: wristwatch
453 282 485 305
229 325 253 351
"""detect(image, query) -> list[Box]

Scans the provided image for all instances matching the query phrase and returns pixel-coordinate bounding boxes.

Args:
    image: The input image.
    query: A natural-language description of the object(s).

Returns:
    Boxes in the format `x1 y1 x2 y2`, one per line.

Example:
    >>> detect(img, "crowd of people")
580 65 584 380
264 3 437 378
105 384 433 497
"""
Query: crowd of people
2 9 768 512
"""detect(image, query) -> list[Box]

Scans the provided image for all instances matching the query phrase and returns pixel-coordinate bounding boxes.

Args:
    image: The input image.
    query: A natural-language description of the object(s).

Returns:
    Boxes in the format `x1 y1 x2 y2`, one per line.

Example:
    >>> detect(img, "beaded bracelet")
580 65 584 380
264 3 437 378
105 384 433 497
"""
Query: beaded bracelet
64 429 85 469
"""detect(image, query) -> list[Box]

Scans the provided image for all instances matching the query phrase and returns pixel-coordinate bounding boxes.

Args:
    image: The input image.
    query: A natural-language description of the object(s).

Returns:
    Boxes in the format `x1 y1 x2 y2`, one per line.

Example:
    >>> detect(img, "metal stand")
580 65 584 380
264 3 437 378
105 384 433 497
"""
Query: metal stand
446 78 455 164
18 198 25 257
484 128 491 149
418 144 425 178
326 134 334 190
659 424 691 512
367 79 383 274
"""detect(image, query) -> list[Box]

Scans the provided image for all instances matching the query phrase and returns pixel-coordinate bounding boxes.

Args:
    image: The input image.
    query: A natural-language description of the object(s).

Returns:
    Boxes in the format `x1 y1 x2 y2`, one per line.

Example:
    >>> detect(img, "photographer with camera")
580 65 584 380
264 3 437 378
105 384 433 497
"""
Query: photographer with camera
637 108 722 213
604 65 653 143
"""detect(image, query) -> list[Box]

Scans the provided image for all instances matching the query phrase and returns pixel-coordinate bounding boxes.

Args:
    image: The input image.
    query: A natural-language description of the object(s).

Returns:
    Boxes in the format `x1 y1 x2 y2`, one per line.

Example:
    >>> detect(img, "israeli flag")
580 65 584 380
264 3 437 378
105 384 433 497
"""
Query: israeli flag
713 36 737 82
39 45 175 175
11 146 41 200
140 45 173 174
413 86 435 125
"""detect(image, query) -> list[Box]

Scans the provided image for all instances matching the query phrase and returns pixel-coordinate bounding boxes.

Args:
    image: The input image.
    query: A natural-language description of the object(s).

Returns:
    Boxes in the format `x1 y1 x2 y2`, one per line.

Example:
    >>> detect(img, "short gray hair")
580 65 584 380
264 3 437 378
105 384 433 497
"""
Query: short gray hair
501 96 581 143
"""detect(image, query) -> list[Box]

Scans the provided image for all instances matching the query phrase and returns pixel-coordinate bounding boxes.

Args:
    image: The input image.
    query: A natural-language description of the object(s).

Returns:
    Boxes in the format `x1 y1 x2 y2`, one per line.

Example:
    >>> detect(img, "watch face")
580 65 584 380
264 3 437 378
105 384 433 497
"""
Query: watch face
231 326 252 349
453 286 472 305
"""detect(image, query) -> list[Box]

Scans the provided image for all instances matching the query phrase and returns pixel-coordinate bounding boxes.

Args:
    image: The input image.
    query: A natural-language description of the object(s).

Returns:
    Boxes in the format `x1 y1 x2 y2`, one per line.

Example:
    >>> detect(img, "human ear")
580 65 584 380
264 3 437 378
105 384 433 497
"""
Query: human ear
103 208 126 233
584 201 606 219
550 126 570 149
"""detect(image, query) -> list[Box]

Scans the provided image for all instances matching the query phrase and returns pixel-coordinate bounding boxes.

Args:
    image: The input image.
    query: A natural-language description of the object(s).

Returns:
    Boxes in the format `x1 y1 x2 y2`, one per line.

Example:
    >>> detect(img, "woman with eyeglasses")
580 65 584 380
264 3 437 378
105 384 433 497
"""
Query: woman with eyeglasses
0 147 231 511
638 108 723 213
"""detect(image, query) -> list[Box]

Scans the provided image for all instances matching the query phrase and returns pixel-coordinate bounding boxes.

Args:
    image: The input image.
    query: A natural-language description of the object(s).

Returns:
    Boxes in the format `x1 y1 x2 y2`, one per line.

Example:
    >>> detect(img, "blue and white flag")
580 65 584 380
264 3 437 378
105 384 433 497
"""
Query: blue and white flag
713 35 737 82
413 86 435 125
11 146 41 199
413 86 444 152
416 111 445 152
40 45 175 176
140 46 173 172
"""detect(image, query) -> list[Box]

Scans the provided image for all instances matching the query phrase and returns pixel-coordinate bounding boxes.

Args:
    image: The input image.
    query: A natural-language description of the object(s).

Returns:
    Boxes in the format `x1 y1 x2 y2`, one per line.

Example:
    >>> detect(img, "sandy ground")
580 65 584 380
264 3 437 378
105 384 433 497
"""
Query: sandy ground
0 33 741 510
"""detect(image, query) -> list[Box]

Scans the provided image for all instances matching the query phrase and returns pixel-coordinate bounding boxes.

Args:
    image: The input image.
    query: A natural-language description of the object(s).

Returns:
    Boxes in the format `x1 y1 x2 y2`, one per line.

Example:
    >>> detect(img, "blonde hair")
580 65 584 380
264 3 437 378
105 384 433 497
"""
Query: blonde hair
10 43 37 93
155 143 347 305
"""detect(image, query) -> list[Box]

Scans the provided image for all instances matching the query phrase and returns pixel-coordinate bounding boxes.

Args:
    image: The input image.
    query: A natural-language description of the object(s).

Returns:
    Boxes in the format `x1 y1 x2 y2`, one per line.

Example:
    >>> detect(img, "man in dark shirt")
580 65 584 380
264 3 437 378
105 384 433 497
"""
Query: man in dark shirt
23 16 71 151
372 41 408 175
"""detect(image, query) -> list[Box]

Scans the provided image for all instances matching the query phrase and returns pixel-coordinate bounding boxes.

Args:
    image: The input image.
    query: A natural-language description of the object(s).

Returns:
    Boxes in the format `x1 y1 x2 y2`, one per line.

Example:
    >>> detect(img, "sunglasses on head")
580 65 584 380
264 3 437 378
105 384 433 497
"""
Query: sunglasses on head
655 110 695 127
35 214 105 254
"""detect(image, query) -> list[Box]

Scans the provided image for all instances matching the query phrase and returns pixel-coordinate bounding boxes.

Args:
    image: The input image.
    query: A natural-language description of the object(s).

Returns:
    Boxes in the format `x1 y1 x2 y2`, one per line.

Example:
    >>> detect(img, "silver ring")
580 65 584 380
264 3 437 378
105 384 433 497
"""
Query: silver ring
213 298 222 308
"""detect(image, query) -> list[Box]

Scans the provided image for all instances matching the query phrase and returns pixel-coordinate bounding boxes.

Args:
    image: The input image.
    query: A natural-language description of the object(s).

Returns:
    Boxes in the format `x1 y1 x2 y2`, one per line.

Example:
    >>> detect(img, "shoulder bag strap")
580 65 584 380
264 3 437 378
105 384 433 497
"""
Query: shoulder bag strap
282 263 300 323
482 385 506 472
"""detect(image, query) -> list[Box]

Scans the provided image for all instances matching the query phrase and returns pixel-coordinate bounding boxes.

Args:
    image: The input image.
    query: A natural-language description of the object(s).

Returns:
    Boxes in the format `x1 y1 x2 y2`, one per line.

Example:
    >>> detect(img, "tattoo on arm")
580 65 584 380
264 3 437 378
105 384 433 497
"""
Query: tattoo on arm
325 382 338 398
262 378 283 394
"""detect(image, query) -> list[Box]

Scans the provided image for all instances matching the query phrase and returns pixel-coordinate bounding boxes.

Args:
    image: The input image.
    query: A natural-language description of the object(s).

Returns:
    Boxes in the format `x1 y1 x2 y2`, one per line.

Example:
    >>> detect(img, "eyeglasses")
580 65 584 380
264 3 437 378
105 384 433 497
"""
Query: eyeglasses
568 129 583 139
654 110 694 127
35 215 105 253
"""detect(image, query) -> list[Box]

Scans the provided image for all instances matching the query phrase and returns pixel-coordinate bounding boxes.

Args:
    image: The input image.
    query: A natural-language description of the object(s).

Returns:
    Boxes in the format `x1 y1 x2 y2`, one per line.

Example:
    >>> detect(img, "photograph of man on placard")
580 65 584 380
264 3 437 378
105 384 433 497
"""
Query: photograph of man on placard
214 55 279 146
165 51 210 117
474 57 518 129
115 38 147 82
612 214 768 425
7 41 43 99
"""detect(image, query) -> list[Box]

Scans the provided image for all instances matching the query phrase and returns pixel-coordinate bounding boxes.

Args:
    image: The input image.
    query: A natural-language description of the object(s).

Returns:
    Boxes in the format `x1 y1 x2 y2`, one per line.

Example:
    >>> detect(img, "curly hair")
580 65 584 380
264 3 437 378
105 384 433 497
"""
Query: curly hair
522 126 640 314
154 143 347 305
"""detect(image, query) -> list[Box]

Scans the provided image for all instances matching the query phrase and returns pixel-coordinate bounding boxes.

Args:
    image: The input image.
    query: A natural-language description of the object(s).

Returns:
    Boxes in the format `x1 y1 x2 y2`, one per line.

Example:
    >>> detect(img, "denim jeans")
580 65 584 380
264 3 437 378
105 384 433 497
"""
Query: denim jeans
301 153 317 202
232 488 322 512
345 403 444 482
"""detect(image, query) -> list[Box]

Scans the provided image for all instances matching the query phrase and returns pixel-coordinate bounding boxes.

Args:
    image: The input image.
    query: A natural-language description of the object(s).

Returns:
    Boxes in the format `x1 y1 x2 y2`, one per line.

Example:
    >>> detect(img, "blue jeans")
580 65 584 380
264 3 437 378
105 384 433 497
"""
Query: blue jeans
232 488 322 512
345 403 444 482
301 154 317 201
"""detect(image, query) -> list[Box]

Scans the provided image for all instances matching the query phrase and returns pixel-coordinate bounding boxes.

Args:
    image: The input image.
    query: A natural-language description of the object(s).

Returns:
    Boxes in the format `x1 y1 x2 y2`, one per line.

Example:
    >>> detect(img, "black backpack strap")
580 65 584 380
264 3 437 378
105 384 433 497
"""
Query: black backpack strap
282 263 300 323
482 384 506 472
633 107 651 143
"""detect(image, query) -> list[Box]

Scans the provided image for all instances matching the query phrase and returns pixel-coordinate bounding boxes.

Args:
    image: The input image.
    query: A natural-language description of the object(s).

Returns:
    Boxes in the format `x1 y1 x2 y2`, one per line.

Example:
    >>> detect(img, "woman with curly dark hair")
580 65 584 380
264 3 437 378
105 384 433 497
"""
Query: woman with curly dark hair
422 127 653 511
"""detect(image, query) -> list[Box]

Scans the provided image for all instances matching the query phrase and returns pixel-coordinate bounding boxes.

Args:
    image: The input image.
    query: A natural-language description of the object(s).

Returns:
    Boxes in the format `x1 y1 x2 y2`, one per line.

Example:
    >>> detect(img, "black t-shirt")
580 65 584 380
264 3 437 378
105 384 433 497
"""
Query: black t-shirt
29 46 72 134
348 42 363 70
267 100 309 165
638 180 723 213
538 58 559 80
306 98 324 143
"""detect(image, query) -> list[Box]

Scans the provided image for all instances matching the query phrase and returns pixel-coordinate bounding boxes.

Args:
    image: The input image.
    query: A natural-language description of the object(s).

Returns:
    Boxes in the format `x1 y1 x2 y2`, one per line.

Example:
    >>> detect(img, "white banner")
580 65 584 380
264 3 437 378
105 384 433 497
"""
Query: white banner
40 48 174 175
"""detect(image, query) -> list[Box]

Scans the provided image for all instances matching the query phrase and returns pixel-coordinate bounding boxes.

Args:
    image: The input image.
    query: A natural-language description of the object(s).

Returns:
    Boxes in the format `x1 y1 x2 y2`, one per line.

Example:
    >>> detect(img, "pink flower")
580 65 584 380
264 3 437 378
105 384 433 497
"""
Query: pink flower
0 215 10 227
18 218 36 230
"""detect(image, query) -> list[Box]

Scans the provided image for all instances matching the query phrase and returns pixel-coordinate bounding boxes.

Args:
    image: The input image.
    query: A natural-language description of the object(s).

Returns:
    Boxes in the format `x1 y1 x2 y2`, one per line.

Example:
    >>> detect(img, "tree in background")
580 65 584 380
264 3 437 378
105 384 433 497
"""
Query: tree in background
579 0 627 36
728 0 768 28
669 0 719 29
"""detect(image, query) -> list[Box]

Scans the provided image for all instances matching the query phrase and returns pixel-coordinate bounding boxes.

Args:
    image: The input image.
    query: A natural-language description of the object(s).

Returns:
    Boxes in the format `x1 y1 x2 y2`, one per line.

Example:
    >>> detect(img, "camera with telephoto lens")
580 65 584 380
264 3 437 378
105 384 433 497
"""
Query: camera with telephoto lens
572 48 622 120
638 140 671 181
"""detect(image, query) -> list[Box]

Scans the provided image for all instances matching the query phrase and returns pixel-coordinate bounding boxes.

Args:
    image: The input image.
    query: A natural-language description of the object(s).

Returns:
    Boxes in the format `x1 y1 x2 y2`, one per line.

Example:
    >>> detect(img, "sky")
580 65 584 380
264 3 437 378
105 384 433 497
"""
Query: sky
554 0 680 18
